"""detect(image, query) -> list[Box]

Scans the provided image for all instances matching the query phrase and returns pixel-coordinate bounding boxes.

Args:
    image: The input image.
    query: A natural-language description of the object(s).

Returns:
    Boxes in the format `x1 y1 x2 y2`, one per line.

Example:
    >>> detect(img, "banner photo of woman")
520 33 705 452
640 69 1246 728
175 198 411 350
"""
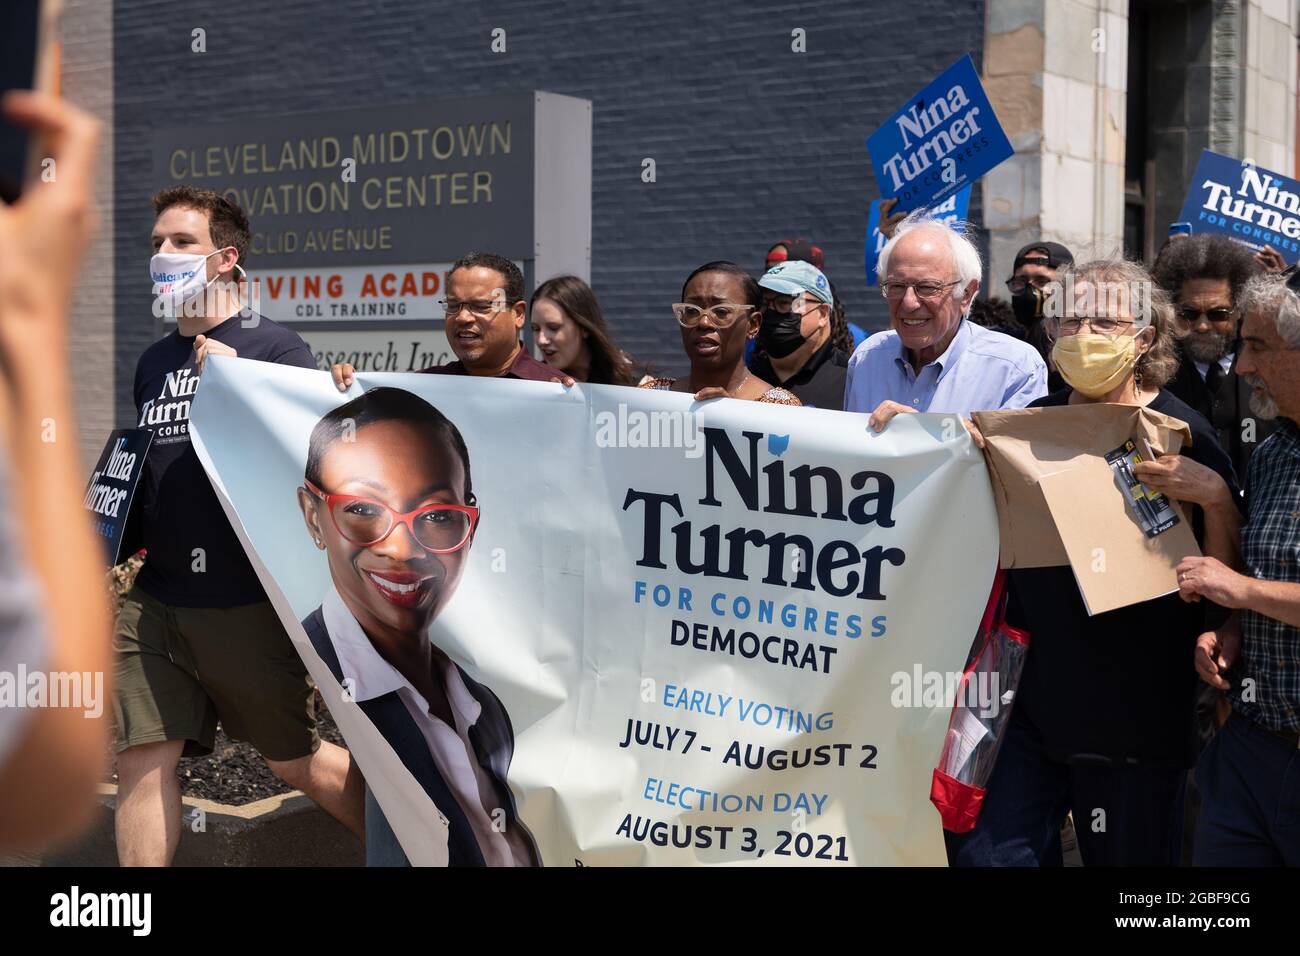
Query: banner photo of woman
188 356 999 865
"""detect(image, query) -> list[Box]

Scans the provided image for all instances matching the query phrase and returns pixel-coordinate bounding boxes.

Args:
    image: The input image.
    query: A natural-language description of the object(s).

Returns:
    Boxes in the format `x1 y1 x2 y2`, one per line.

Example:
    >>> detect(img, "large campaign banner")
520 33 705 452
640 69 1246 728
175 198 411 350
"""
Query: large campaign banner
189 357 999 865
1178 150 1300 264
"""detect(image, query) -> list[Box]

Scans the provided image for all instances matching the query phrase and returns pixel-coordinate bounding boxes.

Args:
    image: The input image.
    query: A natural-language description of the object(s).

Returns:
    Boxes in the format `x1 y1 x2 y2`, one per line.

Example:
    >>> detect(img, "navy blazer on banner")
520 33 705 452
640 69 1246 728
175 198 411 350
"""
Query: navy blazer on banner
302 607 541 866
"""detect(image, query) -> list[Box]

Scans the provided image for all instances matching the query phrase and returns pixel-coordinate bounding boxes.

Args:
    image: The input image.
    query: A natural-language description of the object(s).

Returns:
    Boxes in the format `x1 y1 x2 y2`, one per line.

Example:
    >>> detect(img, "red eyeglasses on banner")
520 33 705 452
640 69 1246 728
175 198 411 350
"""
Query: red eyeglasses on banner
303 479 479 554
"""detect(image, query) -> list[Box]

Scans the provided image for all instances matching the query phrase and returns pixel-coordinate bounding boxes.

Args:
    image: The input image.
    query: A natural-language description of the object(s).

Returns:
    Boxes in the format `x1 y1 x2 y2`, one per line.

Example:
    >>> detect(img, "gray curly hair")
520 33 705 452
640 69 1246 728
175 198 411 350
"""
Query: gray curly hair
1237 273 1300 347
1046 257 1181 389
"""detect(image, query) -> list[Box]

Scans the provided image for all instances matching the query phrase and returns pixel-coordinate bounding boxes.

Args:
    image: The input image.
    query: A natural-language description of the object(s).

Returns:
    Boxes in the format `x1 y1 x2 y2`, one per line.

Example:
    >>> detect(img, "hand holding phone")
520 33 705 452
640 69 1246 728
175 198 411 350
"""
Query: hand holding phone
0 91 101 365
0 1 47 204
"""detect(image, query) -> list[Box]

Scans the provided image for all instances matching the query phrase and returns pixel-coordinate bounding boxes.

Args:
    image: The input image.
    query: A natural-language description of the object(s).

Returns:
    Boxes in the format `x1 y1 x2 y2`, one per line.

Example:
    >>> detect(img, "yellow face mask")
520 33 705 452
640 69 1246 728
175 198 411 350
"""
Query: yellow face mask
1051 333 1140 397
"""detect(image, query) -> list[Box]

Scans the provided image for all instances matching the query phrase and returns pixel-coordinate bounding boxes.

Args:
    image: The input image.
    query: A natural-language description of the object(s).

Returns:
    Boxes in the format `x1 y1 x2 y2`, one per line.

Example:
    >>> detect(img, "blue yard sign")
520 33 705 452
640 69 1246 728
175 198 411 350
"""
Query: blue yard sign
84 428 153 566
866 54 1013 214
1178 150 1300 264
865 186 971 286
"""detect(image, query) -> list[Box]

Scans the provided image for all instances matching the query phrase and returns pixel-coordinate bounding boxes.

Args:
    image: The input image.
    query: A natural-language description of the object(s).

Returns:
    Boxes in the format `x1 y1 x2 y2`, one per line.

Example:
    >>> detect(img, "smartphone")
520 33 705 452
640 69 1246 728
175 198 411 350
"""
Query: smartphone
0 0 59 203
1168 222 1193 237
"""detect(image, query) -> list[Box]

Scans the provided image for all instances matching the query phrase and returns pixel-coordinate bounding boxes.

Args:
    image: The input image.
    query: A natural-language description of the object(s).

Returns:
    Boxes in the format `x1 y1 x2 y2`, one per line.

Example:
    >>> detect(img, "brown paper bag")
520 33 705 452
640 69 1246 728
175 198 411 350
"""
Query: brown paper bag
972 403 1201 615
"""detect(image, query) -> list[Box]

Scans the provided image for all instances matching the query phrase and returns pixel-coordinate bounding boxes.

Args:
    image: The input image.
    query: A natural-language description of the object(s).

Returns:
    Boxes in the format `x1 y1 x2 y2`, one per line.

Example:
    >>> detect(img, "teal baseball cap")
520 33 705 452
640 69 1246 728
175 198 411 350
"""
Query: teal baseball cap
759 260 833 305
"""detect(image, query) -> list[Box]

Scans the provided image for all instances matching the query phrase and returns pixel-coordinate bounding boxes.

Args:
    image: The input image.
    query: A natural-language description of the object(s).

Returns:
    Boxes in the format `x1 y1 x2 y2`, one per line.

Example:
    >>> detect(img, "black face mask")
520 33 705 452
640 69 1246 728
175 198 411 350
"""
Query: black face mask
1011 285 1044 327
758 306 808 358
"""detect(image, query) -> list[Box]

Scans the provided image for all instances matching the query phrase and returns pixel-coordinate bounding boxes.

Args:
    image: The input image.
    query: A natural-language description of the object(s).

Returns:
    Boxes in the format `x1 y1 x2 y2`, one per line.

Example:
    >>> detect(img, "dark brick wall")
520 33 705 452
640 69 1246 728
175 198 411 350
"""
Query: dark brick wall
114 0 985 419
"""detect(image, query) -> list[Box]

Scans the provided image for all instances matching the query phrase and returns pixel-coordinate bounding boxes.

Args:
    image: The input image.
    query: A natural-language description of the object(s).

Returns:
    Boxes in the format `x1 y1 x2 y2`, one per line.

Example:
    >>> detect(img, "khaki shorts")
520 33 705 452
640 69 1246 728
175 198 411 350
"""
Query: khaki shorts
112 586 320 761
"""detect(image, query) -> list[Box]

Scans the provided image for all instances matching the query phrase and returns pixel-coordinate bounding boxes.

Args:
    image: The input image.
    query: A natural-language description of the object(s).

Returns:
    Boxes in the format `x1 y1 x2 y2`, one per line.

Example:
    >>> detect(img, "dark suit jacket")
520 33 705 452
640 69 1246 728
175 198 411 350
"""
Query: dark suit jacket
303 607 541 866
1166 346 1275 487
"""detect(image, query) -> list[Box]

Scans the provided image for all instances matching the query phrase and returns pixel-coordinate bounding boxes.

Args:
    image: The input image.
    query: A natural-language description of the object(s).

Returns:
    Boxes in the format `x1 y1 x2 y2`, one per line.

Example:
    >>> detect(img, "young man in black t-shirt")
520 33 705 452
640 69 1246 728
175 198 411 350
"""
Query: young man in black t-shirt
113 188 363 865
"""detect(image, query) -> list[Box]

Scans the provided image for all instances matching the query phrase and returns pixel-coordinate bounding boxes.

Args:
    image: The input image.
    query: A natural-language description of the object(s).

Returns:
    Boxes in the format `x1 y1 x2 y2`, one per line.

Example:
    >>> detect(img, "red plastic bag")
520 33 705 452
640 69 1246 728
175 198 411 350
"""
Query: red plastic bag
930 569 1030 833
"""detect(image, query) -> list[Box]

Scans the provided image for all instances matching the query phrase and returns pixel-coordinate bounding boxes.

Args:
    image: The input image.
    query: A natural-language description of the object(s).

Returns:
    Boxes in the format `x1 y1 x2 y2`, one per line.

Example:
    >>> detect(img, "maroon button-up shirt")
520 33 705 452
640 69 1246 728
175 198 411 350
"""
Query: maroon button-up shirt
420 347 557 381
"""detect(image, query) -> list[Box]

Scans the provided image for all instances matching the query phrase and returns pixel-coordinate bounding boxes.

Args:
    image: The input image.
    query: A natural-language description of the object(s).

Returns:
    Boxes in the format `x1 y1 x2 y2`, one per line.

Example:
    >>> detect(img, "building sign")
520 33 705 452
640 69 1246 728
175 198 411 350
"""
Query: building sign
298 328 456 373
153 92 592 365
259 263 452 323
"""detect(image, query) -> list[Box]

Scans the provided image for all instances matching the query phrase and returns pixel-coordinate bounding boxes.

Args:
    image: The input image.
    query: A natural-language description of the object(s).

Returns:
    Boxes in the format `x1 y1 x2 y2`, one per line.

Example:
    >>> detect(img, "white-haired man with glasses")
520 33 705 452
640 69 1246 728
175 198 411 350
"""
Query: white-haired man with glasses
845 211 1047 442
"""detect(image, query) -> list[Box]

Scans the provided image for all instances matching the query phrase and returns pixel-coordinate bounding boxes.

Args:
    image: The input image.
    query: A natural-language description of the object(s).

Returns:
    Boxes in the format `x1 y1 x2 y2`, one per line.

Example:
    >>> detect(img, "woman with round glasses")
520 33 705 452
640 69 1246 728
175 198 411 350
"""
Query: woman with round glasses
640 261 801 405
297 386 540 867
948 258 1243 868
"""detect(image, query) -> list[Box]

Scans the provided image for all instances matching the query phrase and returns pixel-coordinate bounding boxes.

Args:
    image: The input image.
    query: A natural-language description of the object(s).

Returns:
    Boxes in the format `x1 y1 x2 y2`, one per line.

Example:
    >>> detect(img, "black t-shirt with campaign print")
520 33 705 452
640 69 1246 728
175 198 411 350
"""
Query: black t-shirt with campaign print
132 313 315 607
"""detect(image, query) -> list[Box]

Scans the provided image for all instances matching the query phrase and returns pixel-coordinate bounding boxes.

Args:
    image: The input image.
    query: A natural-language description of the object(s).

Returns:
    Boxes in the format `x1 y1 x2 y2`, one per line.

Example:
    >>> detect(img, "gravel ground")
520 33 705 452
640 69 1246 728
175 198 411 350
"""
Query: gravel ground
108 555 348 806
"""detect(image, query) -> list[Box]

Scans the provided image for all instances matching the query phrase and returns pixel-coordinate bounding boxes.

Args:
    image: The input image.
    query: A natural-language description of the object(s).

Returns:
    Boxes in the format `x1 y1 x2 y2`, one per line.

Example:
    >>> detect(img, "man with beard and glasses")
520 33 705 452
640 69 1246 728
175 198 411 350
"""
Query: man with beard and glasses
1174 273 1300 865
1156 234 1271 484
1153 234 1265 862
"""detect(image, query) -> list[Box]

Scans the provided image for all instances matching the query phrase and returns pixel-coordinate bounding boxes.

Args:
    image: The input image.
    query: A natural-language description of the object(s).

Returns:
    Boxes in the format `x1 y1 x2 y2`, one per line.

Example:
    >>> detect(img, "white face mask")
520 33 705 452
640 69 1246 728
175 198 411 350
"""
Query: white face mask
150 249 230 319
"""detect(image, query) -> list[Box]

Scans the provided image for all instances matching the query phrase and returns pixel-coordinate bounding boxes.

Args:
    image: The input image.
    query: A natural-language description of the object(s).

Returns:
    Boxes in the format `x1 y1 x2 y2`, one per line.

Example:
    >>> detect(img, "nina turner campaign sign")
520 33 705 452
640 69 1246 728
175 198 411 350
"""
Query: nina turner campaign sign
189 357 999 865
866 54 1013 214
1178 149 1300 264
84 428 153 566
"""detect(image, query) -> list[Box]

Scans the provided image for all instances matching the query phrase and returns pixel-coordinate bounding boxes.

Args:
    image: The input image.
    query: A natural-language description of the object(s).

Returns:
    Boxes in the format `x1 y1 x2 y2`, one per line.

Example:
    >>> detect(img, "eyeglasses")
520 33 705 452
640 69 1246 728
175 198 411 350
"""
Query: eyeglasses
1005 275 1053 294
671 302 754 329
1177 306 1236 325
1055 317 1137 336
440 299 510 319
880 279 961 302
303 480 479 553
766 294 817 316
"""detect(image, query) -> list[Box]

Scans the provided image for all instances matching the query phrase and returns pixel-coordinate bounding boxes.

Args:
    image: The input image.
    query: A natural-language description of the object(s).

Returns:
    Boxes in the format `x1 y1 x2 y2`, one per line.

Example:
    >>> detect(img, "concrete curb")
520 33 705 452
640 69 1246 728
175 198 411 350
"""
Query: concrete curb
37 785 363 867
